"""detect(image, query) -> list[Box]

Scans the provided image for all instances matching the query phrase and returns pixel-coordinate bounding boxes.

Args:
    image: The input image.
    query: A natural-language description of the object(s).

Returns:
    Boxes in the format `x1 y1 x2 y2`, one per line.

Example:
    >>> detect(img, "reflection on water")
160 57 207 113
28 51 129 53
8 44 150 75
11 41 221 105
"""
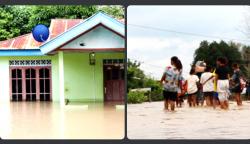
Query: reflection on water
0 102 124 139
128 101 250 139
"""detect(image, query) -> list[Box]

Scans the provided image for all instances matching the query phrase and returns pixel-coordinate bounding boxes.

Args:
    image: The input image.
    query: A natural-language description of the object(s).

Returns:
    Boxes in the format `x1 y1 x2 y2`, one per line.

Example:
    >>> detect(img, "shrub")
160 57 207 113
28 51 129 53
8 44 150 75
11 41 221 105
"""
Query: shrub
149 82 164 101
127 91 147 104
150 89 164 101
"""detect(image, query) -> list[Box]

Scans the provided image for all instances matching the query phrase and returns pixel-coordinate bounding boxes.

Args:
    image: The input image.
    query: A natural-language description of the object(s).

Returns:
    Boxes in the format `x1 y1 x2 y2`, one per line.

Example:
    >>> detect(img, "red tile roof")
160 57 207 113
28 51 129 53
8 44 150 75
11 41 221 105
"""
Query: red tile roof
0 18 124 49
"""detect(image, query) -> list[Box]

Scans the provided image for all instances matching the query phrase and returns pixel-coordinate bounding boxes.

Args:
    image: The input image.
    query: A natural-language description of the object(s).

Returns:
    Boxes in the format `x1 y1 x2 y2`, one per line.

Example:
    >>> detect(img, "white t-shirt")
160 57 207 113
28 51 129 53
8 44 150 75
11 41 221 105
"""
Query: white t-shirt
200 72 214 92
187 75 199 94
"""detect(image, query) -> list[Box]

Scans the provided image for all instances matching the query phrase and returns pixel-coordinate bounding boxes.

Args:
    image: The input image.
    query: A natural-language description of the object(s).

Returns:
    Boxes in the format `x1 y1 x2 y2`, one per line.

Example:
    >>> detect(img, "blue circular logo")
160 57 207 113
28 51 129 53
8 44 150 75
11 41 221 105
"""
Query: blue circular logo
32 24 50 42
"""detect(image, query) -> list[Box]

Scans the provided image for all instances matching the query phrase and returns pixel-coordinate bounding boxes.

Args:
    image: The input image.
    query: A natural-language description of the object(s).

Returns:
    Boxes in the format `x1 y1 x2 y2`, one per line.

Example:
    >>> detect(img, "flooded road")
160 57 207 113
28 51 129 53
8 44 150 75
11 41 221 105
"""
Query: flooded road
0 102 124 139
128 101 250 139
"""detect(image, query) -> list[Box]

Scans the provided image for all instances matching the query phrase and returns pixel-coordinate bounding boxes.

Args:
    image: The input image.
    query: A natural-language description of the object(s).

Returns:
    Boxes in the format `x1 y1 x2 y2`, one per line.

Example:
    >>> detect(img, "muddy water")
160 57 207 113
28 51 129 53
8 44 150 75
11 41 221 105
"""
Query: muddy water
128 101 250 139
0 102 124 139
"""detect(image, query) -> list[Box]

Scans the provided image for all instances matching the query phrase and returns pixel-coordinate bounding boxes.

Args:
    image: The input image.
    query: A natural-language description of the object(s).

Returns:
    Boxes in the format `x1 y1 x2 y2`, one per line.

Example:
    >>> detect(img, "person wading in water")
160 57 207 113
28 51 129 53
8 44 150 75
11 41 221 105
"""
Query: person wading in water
160 56 183 111
230 63 243 106
215 57 230 110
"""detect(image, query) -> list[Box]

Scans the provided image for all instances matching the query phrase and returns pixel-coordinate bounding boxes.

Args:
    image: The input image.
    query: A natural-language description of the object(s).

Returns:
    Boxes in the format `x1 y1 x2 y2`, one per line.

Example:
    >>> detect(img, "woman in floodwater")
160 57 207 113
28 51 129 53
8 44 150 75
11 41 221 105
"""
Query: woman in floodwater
215 57 230 110
160 56 183 111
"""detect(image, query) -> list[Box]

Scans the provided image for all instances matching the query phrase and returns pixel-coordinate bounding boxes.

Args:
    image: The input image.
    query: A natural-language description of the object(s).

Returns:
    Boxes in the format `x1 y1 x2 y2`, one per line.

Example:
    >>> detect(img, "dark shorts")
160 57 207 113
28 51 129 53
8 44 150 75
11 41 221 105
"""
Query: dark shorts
231 85 242 93
188 91 198 96
163 90 177 101
203 92 213 97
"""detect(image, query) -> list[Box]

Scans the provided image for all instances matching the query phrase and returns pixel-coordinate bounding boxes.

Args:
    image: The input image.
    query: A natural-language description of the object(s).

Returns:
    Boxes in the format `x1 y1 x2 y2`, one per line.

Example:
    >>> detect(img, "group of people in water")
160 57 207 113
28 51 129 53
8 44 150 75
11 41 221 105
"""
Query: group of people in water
160 56 248 111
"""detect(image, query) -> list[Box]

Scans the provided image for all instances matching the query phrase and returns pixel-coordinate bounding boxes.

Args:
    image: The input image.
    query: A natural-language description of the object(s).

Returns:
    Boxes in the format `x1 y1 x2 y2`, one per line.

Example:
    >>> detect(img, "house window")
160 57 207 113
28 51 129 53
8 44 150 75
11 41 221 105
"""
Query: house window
10 60 52 102
103 59 125 80
25 68 36 101
39 68 51 101
11 69 23 101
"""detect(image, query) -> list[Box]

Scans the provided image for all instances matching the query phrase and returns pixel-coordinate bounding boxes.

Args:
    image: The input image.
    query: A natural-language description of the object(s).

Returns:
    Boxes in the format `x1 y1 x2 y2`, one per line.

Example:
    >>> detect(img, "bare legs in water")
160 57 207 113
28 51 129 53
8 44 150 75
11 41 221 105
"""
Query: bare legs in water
234 92 242 106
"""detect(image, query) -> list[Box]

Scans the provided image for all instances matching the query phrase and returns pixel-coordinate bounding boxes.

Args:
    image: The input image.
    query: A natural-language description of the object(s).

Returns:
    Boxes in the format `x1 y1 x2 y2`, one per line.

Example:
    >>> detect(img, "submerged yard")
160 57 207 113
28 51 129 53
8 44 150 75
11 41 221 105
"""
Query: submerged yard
0 102 124 139
128 100 250 139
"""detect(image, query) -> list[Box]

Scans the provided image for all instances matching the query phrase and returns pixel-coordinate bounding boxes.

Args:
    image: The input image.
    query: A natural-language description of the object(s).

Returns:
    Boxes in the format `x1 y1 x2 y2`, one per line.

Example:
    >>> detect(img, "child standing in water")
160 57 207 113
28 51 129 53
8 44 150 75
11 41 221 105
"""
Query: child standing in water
200 66 214 106
187 68 199 107
215 57 230 110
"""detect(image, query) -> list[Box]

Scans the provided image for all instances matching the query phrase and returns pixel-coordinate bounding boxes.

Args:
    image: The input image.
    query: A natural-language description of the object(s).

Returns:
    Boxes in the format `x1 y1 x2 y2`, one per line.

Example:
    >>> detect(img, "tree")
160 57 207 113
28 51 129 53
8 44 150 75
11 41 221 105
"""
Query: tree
0 5 124 41
127 59 162 89
97 5 124 19
27 5 98 28
8 6 32 36
0 6 17 40
241 45 250 79
127 59 163 102
193 40 247 76
127 59 146 90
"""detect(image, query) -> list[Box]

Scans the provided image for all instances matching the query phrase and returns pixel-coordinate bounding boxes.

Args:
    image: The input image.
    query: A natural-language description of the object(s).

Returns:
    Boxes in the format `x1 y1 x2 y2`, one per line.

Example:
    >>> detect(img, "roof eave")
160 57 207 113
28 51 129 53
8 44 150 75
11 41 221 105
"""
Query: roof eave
0 49 44 56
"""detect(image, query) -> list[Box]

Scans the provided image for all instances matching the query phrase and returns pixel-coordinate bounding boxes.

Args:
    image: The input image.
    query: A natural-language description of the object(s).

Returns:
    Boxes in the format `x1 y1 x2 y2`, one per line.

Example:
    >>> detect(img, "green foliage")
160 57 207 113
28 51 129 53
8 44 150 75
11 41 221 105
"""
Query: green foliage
0 5 124 41
150 88 164 101
127 91 147 104
127 59 164 102
241 45 250 79
0 6 17 40
193 40 246 76
127 59 147 90
144 77 164 101
27 5 98 28
98 5 124 19
8 6 32 36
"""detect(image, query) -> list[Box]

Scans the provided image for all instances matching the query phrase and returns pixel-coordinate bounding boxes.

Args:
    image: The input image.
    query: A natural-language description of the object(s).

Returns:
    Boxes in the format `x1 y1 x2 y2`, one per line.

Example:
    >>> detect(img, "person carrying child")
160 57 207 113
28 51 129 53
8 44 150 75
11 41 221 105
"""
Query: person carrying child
160 56 183 111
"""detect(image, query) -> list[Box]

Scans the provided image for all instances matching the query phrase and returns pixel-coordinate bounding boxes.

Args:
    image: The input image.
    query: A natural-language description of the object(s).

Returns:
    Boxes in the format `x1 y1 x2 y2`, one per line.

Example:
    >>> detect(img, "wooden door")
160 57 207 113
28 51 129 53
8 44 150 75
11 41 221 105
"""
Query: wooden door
104 65 125 102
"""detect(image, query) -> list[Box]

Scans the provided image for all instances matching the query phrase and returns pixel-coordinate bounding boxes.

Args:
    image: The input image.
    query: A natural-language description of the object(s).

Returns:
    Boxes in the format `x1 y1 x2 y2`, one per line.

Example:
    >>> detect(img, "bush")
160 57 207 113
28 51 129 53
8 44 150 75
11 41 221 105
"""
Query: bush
148 81 164 101
127 91 147 104
150 89 164 101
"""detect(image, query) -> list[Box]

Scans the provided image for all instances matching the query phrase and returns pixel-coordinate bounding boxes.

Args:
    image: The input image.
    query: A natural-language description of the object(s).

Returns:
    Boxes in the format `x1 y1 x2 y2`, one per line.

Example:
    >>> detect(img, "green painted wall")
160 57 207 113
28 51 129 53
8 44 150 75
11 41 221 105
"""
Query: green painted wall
0 55 60 103
63 52 124 102
0 52 124 103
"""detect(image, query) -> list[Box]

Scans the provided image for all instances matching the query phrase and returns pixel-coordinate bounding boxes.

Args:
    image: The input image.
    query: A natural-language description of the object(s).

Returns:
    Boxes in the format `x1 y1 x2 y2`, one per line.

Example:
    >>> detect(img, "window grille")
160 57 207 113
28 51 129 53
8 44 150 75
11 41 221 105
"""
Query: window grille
103 59 124 65
9 60 51 66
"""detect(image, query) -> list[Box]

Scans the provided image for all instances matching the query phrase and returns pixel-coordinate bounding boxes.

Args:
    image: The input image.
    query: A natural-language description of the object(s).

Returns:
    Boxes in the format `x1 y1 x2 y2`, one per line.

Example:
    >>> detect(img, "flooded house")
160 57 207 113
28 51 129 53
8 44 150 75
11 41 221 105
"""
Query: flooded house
0 12 125 106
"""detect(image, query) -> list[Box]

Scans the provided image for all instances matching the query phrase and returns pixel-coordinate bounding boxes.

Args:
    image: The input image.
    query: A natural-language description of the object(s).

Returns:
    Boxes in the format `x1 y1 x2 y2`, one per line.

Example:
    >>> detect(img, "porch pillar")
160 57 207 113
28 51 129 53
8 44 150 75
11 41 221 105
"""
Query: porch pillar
59 51 65 106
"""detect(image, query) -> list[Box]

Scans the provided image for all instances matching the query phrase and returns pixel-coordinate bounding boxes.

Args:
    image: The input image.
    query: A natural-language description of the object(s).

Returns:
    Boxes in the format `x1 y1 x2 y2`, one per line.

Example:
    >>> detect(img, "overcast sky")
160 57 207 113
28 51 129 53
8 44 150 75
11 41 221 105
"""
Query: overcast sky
127 6 250 80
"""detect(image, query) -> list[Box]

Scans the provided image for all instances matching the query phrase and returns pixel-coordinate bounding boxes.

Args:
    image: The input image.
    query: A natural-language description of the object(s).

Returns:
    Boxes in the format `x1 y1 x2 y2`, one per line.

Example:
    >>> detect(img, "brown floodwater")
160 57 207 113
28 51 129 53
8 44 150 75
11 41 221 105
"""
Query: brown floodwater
0 102 124 139
128 101 250 139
